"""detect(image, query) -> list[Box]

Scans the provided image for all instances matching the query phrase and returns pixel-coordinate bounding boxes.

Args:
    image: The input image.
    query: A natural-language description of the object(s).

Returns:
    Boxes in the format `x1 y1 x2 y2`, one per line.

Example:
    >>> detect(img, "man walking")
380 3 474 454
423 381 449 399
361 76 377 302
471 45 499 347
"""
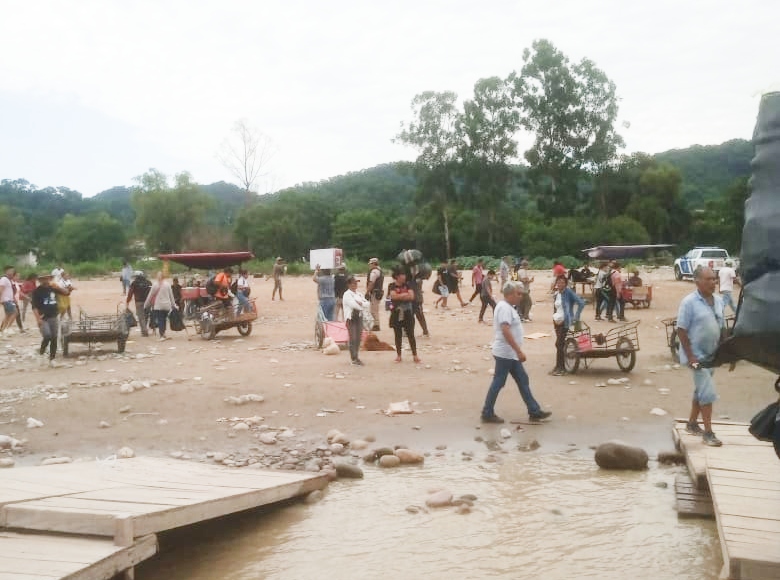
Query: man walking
31 273 67 365
718 259 739 314
481 281 552 424
469 259 484 304
0 265 19 334
677 267 726 447
366 258 383 331
126 271 152 337
272 257 285 301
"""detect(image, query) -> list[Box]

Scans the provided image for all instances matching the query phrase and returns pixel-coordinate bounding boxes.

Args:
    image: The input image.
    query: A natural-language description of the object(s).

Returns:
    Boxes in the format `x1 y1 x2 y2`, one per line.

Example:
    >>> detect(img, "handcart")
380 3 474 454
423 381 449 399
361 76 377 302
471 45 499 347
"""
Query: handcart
564 320 640 374
61 307 129 356
314 306 370 349
621 285 652 308
193 299 257 340
662 315 735 363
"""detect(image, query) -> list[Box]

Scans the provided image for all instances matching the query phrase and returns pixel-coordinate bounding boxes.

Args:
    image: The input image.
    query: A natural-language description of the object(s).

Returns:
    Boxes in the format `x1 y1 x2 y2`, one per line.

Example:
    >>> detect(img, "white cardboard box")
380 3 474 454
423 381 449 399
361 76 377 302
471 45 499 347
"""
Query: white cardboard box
309 248 344 270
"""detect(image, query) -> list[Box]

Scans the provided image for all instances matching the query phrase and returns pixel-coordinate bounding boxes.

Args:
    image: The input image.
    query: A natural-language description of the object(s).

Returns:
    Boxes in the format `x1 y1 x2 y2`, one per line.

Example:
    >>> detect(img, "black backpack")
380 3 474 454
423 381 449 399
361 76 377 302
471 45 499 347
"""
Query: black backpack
205 277 218 296
134 276 152 301
602 270 615 293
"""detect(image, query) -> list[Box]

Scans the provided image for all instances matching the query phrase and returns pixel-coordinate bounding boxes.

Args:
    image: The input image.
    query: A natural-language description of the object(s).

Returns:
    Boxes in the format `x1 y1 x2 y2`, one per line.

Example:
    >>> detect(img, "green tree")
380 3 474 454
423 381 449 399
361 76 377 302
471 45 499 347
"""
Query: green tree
132 170 214 253
459 76 520 249
0 205 24 255
52 212 127 262
511 39 623 216
395 91 462 259
332 209 403 260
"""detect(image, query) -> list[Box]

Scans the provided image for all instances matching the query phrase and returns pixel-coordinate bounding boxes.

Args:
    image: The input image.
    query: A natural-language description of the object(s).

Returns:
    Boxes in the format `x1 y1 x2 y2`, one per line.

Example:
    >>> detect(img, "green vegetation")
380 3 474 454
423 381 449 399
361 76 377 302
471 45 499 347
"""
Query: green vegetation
0 39 753 274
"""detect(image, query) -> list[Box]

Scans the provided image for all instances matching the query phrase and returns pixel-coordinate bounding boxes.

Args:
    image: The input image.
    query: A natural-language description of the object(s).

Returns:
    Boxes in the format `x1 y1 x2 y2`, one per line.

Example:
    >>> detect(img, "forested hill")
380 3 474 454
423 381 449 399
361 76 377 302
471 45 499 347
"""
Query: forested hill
654 138 752 208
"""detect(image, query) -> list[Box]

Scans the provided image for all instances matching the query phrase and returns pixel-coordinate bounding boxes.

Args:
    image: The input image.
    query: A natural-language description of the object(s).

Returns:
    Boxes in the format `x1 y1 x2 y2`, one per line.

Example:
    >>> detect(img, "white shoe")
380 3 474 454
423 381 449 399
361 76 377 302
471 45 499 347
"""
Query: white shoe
158 336 167 342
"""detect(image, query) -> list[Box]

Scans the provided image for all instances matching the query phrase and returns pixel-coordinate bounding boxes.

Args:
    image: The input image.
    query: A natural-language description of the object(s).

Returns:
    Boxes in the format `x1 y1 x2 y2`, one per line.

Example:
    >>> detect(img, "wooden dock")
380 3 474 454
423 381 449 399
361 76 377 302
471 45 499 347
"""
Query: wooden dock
0 457 328 579
673 420 780 580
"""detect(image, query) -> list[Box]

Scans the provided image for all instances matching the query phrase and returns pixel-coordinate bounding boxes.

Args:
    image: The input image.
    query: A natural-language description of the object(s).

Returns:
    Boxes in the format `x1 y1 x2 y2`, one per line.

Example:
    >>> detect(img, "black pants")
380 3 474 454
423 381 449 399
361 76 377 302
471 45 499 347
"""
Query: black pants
393 312 417 357
414 303 428 335
595 288 605 318
479 294 496 322
469 282 482 302
346 314 362 361
554 323 567 371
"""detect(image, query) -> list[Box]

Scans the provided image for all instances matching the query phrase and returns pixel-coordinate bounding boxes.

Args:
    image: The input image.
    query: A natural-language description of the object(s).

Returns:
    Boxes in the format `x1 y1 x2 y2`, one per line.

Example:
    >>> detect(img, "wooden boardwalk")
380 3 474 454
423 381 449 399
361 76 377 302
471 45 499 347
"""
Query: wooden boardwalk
673 420 780 580
0 457 328 579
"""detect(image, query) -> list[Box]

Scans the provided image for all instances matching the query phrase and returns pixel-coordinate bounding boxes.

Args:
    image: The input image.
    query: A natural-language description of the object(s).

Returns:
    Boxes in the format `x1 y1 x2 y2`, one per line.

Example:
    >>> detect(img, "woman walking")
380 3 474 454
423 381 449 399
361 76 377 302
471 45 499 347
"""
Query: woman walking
551 275 585 376
388 267 420 363
144 271 178 342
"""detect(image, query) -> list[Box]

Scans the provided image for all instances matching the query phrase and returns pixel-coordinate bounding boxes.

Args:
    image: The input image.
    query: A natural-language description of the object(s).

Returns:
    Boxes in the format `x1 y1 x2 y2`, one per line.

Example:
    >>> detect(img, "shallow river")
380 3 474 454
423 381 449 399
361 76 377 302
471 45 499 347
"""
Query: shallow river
138 451 721 579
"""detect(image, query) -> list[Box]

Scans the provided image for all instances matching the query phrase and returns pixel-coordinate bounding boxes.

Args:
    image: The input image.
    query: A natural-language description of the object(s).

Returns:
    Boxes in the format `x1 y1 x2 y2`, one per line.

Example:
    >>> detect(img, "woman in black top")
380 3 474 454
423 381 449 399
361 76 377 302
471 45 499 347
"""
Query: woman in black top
388 267 420 363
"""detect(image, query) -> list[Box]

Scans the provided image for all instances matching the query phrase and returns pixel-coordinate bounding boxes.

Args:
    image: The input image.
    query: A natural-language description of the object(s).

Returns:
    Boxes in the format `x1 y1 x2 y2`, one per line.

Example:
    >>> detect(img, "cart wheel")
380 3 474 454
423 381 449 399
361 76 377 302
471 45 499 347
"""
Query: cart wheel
200 318 216 340
674 266 682 281
563 338 580 374
237 322 252 336
117 337 127 353
315 320 324 349
616 337 636 372
62 336 69 357
669 329 680 363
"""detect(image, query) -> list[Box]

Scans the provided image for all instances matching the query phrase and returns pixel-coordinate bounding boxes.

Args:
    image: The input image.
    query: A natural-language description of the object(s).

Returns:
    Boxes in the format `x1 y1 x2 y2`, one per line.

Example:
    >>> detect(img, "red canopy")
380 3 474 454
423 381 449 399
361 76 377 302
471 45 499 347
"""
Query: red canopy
158 252 255 270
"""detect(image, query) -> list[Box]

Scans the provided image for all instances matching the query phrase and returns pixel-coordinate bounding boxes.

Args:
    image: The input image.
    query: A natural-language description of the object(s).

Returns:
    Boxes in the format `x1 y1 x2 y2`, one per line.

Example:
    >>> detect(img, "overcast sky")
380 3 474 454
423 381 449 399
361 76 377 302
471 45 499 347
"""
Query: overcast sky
1 0 777 197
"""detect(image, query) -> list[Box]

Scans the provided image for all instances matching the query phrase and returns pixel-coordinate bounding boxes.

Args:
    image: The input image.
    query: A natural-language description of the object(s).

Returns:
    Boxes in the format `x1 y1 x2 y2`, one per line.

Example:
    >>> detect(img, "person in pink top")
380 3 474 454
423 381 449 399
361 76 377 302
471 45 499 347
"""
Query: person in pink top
468 259 485 304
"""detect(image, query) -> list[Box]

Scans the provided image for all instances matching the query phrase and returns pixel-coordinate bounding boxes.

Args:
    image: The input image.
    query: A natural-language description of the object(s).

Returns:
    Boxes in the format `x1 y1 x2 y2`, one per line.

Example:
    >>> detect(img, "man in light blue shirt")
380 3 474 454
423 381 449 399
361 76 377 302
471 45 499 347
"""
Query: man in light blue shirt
677 267 726 447
481 281 552 424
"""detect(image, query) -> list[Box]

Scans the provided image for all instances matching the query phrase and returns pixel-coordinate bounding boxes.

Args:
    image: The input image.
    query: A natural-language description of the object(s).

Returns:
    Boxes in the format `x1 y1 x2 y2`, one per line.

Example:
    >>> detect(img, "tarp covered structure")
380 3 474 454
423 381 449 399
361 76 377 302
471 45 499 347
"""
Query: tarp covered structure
714 92 780 375
158 252 255 270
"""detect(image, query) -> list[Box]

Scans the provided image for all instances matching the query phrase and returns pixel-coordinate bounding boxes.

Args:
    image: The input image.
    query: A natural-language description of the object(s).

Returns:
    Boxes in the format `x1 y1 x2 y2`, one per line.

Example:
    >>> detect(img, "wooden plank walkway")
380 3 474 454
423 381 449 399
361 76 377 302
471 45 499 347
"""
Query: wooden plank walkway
0 531 155 580
673 420 780 579
0 457 328 579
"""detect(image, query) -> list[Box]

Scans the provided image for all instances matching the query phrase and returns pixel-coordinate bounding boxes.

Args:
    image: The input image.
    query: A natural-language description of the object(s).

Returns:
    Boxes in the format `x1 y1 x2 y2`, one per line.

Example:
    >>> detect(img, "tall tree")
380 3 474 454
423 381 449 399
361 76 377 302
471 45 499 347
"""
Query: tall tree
217 119 276 202
459 76 520 248
395 91 462 259
52 212 127 262
511 39 623 216
132 170 214 253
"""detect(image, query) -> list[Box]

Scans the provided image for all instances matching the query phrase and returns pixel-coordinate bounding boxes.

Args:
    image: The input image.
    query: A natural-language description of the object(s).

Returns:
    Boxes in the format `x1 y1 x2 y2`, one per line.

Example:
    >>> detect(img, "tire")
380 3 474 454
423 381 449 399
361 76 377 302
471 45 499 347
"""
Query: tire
674 266 682 281
237 322 252 336
563 337 580 374
616 337 636 372
315 320 324 349
670 329 680 363
200 317 216 341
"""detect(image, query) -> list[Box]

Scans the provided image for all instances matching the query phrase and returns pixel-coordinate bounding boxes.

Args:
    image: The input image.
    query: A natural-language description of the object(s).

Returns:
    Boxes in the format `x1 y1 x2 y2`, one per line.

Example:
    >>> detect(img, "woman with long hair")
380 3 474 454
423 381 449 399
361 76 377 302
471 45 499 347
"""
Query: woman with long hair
388 267 421 363
551 275 585 376
144 271 178 341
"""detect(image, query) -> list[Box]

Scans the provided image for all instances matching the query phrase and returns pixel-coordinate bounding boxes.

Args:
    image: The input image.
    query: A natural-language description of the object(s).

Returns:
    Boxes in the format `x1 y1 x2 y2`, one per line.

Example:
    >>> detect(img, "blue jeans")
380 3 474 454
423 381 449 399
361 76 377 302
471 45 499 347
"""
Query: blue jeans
482 356 542 418
320 297 336 321
721 290 736 314
236 291 251 314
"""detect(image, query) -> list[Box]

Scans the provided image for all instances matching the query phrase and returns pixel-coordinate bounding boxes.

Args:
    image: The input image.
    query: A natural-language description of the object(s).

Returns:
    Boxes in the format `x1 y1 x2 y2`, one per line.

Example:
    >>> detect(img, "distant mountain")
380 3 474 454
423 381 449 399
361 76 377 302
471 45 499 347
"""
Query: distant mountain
654 139 752 208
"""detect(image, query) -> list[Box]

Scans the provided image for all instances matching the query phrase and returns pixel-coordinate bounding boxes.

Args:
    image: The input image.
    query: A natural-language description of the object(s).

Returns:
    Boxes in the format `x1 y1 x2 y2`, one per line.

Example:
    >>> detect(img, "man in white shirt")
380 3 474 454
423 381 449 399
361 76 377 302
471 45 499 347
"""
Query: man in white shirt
0 265 18 333
480 281 552 424
718 260 739 314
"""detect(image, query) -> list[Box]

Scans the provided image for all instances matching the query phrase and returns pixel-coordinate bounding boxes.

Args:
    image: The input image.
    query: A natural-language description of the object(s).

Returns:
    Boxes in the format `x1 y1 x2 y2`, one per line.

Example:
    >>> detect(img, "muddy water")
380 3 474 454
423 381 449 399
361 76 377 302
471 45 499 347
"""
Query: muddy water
138 452 721 580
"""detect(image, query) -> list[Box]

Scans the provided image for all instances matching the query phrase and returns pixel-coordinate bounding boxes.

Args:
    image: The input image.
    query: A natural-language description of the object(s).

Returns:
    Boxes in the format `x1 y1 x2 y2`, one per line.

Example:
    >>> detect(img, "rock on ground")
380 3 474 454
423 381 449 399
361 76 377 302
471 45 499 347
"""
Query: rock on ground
425 489 453 508
594 441 649 471
334 462 364 479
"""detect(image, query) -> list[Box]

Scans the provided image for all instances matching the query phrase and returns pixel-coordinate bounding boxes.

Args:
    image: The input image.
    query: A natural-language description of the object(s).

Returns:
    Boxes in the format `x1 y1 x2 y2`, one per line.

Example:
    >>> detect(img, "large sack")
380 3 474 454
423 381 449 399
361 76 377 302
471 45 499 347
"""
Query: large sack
715 92 780 374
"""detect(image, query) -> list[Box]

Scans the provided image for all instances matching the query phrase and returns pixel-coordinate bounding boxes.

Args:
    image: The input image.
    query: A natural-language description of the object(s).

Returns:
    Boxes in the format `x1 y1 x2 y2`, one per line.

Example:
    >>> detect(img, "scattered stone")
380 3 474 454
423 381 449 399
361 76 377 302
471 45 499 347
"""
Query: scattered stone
374 447 395 459
259 432 277 445
98 421 111 429
455 504 471 514
118 405 131 413
0 457 14 468
405 505 421 514
362 451 378 463
394 448 424 464
41 456 72 465
425 489 453 508
26 417 44 429
499 428 511 439
594 441 648 471
518 439 540 452
654 481 669 489
649 407 667 416
116 447 135 459
0 435 22 450
330 443 345 455
169 451 184 459
334 462 363 479
657 451 685 465
225 394 265 405
379 454 401 468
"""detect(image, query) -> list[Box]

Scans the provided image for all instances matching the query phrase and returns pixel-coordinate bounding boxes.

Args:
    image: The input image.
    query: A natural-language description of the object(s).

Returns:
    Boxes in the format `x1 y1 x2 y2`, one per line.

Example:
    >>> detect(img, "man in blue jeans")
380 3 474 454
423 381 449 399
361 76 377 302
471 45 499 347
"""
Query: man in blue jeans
481 281 552 424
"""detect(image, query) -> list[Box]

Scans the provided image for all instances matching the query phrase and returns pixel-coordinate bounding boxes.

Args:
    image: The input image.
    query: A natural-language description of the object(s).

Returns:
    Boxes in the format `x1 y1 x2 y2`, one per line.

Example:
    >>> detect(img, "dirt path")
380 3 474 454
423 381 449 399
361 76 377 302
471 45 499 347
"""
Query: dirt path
1 267 775 466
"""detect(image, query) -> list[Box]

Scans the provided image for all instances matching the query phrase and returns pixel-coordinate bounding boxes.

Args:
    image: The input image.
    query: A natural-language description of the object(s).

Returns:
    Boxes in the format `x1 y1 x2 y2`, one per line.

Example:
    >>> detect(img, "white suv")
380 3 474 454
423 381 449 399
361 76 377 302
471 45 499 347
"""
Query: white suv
673 247 738 280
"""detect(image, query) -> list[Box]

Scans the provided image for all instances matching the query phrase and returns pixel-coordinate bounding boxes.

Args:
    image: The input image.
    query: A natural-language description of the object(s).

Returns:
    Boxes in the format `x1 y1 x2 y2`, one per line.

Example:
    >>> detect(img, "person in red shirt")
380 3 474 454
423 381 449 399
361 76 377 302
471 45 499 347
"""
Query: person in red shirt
19 273 37 323
468 259 485 304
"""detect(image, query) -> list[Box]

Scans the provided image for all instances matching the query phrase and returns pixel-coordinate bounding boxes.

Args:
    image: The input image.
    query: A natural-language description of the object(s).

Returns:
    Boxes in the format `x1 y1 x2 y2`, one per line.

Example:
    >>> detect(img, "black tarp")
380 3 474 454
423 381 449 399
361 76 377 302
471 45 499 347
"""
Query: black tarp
714 92 780 374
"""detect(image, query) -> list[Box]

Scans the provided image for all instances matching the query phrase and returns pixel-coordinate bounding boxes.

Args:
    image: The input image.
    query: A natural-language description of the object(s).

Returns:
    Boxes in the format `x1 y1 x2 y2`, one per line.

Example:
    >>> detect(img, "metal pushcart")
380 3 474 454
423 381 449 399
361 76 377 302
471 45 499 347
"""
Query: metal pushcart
314 306 370 348
193 299 257 340
564 320 640 374
61 307 129 356
662 315 735 363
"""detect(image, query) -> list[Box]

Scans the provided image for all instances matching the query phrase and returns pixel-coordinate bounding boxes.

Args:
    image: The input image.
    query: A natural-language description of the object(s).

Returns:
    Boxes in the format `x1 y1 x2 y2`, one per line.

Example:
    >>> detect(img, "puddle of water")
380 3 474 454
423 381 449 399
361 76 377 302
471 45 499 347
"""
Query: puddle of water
138 453 721 580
